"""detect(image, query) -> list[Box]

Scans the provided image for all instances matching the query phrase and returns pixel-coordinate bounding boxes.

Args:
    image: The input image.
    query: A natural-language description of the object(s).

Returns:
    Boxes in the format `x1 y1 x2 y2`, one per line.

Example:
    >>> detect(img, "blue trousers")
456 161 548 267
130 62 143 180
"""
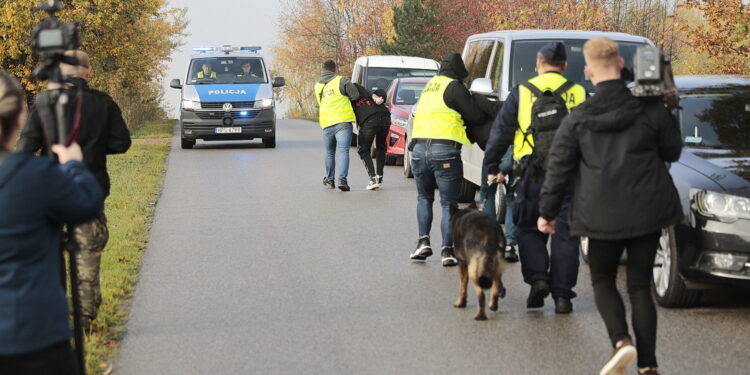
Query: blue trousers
514 169 579 299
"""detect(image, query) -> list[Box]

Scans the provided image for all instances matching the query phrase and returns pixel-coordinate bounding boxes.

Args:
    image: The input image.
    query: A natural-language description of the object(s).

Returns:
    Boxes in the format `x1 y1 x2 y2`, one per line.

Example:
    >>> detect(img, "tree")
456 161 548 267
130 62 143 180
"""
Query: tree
379 0 439 59
680 0 750 74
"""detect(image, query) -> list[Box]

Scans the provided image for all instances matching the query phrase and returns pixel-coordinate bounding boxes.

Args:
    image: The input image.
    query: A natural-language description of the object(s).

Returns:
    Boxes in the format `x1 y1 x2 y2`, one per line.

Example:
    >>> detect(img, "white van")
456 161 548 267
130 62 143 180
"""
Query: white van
350 55 439 145
458 30 654 206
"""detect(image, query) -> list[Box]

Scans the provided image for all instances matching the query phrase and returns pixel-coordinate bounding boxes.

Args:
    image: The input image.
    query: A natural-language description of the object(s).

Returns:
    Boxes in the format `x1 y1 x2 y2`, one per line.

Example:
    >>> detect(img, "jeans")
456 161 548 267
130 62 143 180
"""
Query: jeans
588 232 660 368
322 123 352 181
356 116 390 177
411 142 463 248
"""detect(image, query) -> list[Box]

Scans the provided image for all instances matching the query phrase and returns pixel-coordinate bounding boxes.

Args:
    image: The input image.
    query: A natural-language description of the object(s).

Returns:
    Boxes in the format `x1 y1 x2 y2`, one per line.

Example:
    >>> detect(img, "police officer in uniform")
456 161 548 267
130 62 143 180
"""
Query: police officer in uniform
18 50 131 330
409 52 494 266
483 42 585 313
197 62 217 79
237 61 259 79
314 59 362 191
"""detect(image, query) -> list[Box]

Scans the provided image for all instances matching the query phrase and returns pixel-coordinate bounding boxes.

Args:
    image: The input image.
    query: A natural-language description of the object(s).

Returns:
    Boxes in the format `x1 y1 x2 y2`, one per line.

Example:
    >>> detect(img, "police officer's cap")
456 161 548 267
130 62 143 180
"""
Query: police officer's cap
539 42 567 62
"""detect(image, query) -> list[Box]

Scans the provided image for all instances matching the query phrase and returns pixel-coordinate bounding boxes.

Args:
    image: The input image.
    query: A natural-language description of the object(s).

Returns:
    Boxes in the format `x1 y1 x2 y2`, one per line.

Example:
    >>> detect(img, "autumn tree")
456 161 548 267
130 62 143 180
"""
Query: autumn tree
379 0 439 59
0 0 187 126
680 0 750 74
273 0 396 119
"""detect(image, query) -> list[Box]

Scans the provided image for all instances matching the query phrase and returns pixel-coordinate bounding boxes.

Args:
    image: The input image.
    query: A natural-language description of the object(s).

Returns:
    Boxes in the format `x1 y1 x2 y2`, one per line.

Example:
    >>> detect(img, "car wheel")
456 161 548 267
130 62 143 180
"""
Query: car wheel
458 179 478 203
263 137 276 148
494 183 506 225
403 149 413 178
652 227 702 307
181 138 195 149
580 236 590 263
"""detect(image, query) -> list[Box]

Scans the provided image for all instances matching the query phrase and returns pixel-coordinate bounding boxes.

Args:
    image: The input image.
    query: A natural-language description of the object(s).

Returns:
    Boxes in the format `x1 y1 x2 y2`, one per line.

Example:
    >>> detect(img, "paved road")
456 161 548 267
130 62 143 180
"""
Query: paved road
117 119 750 374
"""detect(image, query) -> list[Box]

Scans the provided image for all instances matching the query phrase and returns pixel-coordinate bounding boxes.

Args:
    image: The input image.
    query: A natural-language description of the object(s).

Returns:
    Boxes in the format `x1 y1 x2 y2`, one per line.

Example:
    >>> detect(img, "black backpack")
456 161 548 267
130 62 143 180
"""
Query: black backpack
518 80 575 171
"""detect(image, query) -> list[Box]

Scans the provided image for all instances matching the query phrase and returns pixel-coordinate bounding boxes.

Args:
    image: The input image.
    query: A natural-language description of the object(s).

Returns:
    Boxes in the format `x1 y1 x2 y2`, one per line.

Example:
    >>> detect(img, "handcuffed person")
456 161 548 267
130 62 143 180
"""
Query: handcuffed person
0 71 103 374
18 50 132 331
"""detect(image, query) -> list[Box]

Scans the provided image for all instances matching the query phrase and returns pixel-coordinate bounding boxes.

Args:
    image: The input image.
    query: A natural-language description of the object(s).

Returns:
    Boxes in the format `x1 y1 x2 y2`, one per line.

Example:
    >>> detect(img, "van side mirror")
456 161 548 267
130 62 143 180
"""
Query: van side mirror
272 77 286 88
170 79 182 89
469 78 494 96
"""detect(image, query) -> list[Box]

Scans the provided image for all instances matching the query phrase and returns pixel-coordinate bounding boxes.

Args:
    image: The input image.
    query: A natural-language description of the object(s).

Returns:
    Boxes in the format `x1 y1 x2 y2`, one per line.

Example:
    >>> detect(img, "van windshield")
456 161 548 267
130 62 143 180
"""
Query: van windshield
187 57 268 84
366 67 436 91
510 39 644 92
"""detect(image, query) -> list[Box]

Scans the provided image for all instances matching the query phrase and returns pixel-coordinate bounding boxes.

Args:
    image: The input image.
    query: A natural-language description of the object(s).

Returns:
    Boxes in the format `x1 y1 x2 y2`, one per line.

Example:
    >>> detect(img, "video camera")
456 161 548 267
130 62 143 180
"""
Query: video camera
30 0 80 81
625 46 679 109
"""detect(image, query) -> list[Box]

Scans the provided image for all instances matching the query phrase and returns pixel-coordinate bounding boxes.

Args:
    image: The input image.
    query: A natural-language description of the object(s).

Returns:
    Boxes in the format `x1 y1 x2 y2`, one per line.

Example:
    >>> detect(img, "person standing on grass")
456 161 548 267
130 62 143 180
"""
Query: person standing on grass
538 37 682 375
18 50 132 331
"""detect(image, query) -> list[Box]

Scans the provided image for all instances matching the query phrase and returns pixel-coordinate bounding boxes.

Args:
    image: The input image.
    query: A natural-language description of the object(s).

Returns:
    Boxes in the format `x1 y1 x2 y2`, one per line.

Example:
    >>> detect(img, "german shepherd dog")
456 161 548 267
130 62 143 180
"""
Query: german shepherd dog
450 204 507 320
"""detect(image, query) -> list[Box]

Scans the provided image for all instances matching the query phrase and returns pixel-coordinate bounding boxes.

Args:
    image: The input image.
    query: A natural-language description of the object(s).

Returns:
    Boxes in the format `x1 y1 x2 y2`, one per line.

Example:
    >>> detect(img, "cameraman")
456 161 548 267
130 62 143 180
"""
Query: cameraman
18 50 132 331
537 38 682 375
0 71 102 374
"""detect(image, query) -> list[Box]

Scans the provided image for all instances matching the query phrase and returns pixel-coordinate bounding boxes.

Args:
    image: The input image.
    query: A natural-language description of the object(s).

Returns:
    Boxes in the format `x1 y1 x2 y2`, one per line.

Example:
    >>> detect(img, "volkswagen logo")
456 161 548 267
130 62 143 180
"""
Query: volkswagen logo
223 102 233 112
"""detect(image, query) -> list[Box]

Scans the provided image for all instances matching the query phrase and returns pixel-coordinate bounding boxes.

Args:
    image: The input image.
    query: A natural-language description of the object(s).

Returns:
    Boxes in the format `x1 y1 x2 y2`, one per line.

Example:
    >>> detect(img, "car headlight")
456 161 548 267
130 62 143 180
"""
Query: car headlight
182 99 200 111
391 115 408 127
694 190 750 221
256 98 274 109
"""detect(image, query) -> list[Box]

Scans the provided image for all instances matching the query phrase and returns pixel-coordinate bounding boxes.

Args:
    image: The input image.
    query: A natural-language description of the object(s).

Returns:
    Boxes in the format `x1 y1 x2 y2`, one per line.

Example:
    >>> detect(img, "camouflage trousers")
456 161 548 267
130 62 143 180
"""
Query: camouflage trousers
71 212 109 328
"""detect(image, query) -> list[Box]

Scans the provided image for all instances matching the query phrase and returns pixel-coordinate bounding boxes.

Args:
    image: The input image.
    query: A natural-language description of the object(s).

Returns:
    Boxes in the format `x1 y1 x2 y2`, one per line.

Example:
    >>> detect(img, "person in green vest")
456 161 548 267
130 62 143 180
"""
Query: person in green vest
482 42 586 314
314 60 362 191
196 63 217 79
408 52 495 266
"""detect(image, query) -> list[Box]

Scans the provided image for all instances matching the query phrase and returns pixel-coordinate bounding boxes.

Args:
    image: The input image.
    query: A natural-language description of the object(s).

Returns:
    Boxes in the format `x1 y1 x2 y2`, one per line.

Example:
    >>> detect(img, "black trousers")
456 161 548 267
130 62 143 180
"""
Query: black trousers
588 232 660 368
0 340 79 375
356 115 390 177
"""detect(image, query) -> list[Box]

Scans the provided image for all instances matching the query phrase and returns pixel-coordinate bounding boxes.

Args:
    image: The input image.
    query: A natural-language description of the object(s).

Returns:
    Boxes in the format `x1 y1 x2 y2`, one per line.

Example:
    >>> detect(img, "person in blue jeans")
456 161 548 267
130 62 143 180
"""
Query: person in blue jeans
314 60 362 191
479 146 520 262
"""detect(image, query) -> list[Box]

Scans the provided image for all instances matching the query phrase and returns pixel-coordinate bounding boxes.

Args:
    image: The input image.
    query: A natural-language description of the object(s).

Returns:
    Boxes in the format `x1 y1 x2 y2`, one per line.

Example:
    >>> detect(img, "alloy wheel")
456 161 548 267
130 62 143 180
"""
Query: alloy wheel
653 228 671 297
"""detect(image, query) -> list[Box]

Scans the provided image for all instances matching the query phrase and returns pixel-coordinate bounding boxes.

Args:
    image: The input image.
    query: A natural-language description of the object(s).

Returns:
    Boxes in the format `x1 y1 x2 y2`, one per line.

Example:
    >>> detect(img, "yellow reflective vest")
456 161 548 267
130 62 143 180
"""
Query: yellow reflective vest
314 75 356 129
197 71 217 79
412 75 470 145
514 72 585 161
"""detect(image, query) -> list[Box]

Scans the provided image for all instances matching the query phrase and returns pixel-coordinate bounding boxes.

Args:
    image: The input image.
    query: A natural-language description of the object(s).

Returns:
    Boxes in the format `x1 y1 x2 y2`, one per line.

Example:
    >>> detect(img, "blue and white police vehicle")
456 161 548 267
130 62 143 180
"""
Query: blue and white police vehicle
170 45 285 149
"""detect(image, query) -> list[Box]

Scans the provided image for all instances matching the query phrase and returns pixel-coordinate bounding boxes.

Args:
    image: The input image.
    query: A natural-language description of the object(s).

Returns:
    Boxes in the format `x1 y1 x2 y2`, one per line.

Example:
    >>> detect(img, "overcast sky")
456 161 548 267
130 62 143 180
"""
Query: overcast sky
162 0 284 118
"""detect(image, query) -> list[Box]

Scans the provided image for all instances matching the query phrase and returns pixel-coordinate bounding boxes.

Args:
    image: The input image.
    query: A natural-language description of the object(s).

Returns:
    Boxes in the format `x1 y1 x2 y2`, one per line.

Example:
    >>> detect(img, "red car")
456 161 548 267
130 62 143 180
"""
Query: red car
383 77 429 165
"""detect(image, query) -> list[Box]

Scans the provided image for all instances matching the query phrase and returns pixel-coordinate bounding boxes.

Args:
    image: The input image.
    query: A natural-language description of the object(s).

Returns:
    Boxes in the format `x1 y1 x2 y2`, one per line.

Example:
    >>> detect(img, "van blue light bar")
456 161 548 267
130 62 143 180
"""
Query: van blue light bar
192 46 217 53
239 46 262 52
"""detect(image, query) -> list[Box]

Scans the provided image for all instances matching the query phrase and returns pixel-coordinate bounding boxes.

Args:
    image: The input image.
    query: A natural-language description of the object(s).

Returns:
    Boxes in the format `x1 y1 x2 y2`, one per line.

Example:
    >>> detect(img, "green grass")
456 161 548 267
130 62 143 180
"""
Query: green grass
82 137 170 374
127 119 175 139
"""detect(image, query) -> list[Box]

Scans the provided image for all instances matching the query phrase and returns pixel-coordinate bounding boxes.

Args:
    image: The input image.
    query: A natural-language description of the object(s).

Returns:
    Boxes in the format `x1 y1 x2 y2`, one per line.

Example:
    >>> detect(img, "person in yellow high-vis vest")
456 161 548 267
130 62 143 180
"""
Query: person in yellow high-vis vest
482 42 586 314
408 53 496 266
196 63 217 79
314 60 362 191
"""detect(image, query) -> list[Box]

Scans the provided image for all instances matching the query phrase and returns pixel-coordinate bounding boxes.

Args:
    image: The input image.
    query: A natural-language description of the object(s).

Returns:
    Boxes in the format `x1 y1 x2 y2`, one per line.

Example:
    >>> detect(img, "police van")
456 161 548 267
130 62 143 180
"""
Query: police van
170 45 285 149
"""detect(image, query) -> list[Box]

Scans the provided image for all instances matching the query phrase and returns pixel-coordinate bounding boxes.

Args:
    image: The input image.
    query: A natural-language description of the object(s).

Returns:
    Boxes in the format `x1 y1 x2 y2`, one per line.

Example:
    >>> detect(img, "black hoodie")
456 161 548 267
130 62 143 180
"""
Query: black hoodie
351 83 389 125
539 79 684 239
432 53 496 128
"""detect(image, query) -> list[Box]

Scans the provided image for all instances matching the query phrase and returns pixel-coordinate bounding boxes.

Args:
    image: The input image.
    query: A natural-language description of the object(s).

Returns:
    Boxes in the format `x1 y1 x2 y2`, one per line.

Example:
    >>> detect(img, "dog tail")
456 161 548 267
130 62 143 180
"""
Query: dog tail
468 252 495 290
477 276 493 289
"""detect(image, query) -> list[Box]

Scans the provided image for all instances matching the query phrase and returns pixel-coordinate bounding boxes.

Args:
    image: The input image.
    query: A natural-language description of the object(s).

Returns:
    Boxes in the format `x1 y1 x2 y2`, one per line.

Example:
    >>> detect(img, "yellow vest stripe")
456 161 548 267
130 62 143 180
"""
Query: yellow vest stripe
514 73 586 160
315 75 356 129
412 75 470 145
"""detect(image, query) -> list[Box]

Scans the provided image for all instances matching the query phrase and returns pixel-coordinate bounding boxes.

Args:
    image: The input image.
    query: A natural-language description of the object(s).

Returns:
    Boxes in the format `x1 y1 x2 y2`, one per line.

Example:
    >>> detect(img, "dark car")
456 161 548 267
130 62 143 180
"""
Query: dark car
649 75 750 307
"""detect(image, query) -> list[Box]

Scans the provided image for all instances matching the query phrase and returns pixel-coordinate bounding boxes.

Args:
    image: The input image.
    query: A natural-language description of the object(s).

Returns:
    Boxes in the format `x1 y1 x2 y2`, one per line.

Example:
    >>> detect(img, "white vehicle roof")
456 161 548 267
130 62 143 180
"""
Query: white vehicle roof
467 29 651 44
354 55 439 70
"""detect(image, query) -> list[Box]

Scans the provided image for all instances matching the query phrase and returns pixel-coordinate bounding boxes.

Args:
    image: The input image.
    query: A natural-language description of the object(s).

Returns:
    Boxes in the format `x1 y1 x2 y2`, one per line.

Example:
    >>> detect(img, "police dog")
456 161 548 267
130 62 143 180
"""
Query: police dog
450 203 507 320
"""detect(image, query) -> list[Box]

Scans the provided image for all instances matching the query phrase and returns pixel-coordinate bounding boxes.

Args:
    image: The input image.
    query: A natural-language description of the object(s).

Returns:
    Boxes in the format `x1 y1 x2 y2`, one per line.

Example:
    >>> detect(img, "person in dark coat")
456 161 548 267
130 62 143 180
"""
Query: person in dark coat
0 71 103 374
18 50 131 331
352 83 390 190
538 38 682 375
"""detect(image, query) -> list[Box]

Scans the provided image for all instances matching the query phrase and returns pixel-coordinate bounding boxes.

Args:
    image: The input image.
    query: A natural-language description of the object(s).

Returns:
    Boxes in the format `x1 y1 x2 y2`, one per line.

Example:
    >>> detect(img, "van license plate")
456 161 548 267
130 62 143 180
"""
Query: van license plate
215 127 242 134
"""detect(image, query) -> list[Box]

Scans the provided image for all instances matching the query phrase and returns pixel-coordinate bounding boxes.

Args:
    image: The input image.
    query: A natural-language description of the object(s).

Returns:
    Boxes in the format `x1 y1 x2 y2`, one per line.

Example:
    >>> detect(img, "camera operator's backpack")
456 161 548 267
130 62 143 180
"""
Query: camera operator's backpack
518 80 575 171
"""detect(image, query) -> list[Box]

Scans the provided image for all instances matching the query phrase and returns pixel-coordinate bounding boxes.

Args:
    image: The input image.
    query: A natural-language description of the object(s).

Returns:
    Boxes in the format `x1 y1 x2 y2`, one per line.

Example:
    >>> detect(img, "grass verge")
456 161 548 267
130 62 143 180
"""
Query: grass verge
82 123 171 374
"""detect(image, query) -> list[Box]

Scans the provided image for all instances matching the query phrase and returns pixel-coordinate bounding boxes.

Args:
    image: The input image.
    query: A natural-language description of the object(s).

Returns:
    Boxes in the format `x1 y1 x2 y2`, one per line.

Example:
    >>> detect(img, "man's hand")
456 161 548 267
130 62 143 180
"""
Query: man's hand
372 93 384 105
537 217 556 234
487 172 505 185
51 143 83 164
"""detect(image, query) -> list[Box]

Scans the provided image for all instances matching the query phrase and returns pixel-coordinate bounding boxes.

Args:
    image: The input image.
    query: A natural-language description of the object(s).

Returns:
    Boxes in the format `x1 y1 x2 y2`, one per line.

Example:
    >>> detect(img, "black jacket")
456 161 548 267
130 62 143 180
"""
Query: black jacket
539 79 683 239
351 83 389 125
429 53 496 132
18 78 131 198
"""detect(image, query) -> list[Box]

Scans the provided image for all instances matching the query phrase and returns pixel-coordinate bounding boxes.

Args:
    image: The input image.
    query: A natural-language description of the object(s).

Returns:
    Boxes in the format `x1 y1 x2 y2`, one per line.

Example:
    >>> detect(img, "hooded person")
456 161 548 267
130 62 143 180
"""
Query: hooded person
408 52 497 266
350 83 391 190
314 59 363 191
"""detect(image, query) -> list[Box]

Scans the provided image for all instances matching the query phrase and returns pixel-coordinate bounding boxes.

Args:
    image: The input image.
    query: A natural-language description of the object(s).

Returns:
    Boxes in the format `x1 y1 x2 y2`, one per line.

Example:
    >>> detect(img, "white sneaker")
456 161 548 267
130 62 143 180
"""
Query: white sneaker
366 177 380 190
600 339 637 375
